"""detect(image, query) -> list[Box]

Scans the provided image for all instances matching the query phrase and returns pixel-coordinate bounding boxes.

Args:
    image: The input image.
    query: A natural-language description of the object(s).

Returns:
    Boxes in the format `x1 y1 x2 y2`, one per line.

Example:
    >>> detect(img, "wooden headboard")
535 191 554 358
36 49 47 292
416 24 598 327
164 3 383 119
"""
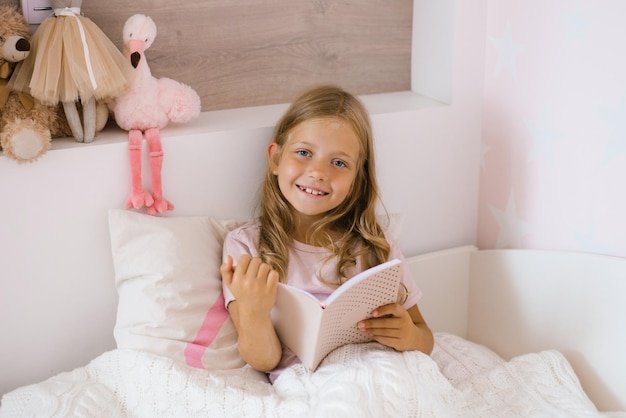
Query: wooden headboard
2 0 412 111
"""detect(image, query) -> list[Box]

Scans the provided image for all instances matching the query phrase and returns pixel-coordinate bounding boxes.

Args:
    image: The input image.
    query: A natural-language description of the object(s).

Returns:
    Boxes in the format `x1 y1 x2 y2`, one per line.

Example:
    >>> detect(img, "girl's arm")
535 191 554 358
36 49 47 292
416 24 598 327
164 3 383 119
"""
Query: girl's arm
221 254 282 372
357 303 434 354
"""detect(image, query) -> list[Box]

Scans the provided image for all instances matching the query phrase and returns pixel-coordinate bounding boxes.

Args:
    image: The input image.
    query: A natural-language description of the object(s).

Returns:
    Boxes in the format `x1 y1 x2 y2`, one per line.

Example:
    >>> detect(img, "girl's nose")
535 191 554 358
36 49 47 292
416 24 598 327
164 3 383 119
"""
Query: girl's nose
307 160 327 180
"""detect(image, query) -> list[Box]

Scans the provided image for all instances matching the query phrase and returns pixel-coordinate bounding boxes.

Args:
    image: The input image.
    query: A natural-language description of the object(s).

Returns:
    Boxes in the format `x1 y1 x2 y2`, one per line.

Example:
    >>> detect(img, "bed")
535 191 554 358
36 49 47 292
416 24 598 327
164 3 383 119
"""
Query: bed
1 92 625 416
0 208 625 416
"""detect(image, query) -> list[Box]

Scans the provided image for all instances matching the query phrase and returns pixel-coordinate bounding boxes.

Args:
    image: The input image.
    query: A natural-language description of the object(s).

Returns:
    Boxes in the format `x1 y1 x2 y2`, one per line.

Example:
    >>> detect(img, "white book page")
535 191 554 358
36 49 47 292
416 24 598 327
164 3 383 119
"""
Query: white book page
272 284 324 369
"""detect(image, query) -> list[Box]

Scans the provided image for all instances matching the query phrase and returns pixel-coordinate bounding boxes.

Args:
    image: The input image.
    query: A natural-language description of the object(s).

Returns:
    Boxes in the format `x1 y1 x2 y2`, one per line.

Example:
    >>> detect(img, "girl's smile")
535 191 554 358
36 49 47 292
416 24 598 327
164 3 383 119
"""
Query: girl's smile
297 185 328 196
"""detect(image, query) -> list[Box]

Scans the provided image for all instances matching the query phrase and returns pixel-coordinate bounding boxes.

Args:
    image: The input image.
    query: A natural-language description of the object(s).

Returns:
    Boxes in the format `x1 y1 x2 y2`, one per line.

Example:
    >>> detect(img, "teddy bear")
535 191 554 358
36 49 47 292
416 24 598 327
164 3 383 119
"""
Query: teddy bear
0 5 108 163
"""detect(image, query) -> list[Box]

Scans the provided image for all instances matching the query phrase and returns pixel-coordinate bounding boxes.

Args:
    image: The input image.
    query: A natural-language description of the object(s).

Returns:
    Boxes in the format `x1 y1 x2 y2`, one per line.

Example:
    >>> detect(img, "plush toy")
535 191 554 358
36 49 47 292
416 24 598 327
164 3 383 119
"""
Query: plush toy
108 14 201 215
0 7 66 161
0 5 108 163
8 0 132 143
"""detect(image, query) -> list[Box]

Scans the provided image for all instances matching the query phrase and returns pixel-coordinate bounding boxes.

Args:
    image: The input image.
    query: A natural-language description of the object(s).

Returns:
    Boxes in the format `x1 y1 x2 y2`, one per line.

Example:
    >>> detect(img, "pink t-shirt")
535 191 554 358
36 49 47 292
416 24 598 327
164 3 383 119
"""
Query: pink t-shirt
222 222 422 381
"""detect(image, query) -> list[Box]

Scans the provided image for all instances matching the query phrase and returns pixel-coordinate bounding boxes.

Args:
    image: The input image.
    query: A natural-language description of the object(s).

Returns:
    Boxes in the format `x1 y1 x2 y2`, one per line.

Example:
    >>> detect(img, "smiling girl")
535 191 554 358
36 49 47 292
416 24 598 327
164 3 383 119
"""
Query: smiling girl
220 85 433 381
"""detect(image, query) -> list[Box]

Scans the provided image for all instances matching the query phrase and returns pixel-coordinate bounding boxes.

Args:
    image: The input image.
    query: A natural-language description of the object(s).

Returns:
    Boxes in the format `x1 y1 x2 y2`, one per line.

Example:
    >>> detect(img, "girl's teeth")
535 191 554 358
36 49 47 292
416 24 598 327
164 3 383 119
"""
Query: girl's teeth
303 187 324 195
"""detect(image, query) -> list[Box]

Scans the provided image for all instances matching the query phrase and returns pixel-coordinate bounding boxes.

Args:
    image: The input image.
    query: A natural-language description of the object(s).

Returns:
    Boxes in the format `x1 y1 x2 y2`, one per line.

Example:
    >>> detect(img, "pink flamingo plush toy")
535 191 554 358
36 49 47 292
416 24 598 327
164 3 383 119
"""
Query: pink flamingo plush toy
108 14 201 215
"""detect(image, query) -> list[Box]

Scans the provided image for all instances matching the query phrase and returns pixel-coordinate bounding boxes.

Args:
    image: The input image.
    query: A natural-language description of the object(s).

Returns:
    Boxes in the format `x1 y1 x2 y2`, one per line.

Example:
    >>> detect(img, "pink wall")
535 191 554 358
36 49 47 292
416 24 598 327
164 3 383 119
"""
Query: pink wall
478 0 626 258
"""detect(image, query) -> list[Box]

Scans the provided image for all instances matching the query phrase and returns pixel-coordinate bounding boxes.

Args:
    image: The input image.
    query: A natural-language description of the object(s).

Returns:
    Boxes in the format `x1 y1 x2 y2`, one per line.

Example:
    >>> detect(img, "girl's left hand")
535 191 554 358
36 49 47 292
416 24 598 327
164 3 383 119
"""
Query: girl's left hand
357 303 424 352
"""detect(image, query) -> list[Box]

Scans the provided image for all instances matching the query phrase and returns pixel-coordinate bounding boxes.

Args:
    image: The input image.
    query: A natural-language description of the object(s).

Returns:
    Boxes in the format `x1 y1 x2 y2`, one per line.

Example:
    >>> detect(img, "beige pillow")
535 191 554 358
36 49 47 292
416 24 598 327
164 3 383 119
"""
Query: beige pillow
108 209 246 370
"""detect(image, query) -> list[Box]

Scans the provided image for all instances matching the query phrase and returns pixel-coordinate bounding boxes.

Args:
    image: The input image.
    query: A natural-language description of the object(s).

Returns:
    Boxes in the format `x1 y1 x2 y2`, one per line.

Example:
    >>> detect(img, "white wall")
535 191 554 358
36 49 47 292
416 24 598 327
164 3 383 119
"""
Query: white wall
0 1 487 395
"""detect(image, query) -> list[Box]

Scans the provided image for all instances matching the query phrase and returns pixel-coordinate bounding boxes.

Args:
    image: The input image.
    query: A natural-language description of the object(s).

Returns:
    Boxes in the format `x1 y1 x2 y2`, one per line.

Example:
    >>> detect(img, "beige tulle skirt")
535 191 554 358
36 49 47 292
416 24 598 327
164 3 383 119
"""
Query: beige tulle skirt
9 13 132 105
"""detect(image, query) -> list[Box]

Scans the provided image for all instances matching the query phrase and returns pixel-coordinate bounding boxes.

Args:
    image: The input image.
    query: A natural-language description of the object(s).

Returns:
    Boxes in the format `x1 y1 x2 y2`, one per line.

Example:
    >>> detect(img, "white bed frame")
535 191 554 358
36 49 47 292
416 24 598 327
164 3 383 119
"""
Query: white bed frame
409 246 626 412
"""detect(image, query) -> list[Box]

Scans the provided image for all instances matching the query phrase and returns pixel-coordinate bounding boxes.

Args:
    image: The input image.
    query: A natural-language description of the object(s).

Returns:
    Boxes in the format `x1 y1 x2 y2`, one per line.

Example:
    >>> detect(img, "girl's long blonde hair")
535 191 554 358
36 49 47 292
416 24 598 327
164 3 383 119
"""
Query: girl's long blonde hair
258 85 390 285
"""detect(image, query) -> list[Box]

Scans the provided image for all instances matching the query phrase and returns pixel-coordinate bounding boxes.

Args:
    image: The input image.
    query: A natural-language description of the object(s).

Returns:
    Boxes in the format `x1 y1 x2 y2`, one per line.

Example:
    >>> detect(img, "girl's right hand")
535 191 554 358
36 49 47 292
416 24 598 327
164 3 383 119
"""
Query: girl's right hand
221 255 282 372
221 254 279 318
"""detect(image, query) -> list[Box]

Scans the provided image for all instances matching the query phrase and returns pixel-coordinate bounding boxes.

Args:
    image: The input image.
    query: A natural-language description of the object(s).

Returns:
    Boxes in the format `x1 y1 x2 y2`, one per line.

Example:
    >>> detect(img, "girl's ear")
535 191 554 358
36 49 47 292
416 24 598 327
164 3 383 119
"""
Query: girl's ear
267 142 280 174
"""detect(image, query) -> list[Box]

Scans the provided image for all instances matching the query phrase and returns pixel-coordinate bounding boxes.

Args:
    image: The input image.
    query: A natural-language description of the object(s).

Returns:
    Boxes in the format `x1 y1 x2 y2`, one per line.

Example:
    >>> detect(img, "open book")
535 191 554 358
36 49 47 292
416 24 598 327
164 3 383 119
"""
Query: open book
271 258 403 371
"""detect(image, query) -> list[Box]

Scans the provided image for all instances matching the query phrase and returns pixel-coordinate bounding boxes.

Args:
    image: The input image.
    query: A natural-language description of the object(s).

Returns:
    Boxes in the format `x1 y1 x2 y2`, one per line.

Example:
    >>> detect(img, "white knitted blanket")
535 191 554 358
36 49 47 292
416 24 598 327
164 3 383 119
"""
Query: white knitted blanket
0 333 607 417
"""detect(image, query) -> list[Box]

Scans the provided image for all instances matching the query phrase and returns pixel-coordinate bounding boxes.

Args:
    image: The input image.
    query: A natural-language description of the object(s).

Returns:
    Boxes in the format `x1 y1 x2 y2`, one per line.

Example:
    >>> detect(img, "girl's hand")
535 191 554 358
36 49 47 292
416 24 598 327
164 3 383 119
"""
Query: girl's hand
221 254 279 319
221 254 282 372
357 303 434 353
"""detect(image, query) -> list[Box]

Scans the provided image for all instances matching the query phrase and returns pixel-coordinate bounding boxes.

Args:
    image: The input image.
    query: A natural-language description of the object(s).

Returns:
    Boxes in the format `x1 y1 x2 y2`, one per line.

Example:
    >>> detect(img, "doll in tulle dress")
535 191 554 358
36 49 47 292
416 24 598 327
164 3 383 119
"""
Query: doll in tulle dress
9 0 132 142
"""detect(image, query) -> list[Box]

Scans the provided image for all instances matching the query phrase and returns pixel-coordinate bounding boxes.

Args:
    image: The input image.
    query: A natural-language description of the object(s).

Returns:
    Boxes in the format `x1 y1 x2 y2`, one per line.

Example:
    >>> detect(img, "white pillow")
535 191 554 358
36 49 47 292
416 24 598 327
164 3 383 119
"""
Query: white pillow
108 209 246 370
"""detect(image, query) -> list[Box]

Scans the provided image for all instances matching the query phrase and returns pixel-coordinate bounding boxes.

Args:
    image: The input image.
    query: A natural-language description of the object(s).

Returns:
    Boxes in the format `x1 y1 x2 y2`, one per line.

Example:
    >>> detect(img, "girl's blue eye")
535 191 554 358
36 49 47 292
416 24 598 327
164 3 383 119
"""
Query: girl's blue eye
296 150 310 157
333 160 347 168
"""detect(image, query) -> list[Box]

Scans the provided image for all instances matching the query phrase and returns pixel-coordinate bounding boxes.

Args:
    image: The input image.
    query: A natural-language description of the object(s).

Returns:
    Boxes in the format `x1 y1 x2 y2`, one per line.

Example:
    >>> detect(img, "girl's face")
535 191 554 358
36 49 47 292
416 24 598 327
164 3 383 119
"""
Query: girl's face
269 118 361 225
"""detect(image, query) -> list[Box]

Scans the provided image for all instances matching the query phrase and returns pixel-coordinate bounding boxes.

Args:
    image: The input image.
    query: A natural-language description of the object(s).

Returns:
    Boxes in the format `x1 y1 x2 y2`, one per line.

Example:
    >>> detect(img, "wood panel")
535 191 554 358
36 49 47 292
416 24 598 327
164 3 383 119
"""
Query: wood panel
4 0 412 111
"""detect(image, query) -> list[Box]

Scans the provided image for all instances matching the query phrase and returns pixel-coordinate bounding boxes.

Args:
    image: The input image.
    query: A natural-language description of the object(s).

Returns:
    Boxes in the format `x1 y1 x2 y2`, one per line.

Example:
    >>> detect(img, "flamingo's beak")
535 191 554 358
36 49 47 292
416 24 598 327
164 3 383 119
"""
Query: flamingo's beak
127 39 145 68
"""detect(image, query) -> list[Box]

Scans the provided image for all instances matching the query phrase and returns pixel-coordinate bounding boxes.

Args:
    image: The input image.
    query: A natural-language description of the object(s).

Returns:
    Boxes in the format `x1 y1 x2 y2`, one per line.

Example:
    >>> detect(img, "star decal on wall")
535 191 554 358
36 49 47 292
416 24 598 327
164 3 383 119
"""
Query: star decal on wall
597 97 626 160
489 191 532 248
480 142 491 170
489 22 525 80
565 2 591 43
573 225 611 256
525 115 562 162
